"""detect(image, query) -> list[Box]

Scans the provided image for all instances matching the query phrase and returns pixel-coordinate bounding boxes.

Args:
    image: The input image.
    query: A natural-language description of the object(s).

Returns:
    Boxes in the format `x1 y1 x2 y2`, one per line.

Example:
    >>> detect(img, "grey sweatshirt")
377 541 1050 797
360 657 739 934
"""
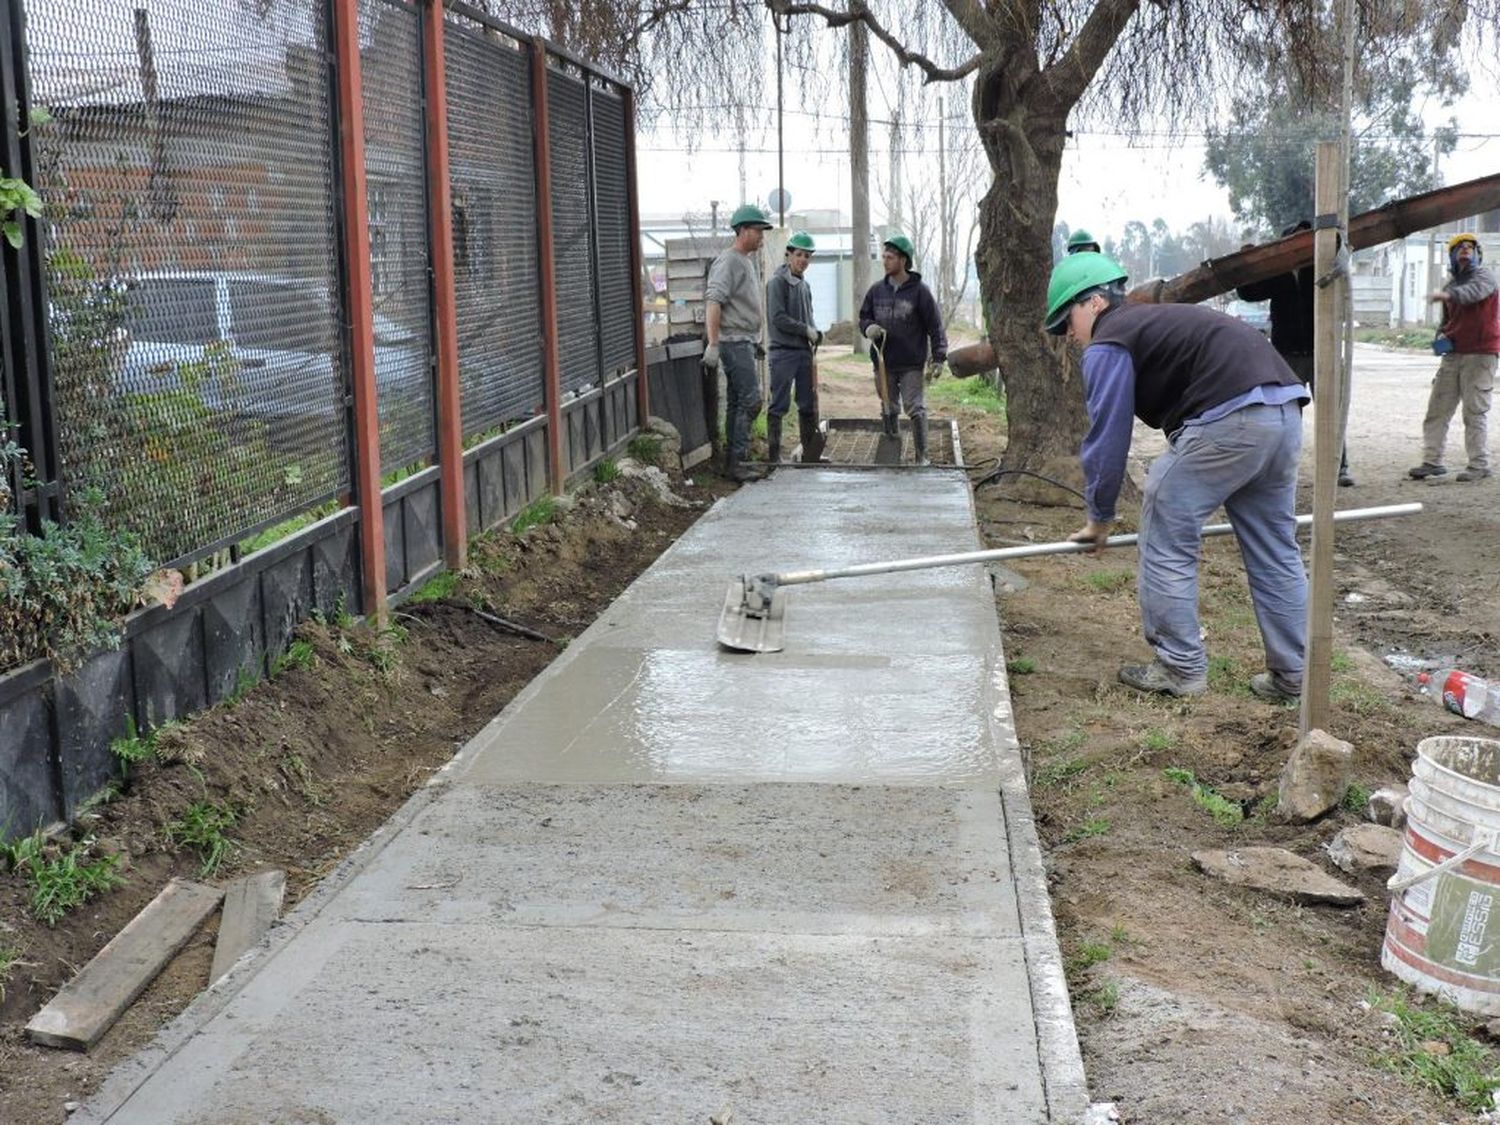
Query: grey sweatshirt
705 247 764 341
766 262 818 351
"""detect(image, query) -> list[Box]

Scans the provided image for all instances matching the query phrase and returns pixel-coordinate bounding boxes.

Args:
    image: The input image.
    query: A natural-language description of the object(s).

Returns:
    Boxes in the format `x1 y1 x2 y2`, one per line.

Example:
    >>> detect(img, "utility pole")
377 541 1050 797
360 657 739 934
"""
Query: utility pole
850 10 870 354
937 94 949 314
889 107 902 235
735 105 747 205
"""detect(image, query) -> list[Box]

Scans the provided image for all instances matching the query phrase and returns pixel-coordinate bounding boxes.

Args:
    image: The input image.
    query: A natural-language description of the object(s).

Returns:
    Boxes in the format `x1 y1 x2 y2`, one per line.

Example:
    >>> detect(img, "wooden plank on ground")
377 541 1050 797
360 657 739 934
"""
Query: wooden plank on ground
210 869 287 986
25 879 223 1051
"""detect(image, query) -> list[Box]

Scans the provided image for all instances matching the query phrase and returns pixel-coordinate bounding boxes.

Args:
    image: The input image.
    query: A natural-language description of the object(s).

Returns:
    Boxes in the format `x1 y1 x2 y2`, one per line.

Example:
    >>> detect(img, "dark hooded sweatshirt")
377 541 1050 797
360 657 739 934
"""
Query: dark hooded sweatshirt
858 271 947 371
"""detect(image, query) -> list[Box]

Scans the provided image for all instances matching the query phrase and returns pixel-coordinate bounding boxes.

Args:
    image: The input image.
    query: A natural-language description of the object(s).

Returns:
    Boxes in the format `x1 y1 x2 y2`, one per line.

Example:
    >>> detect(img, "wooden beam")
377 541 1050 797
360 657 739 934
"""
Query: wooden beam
210 869 287 986
423 0 467 570
26 880 223 1051
1300 142 1346 735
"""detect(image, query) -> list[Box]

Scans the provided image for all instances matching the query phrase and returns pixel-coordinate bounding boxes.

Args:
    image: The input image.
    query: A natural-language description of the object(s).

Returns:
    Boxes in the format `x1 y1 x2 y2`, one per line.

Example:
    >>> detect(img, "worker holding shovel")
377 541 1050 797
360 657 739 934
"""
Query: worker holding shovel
859 233 947 466
1045 251 1311 702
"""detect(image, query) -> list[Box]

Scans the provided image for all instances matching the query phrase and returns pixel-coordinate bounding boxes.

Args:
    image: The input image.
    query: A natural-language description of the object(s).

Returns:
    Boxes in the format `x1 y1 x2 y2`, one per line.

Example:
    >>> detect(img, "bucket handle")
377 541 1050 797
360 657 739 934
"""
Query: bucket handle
1388 831 1497 895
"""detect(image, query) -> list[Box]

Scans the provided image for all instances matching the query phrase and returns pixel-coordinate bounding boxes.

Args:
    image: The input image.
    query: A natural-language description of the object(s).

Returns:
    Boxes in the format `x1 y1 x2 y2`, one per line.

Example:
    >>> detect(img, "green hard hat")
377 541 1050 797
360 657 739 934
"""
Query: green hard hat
883 233 916 264
729 203 773 230
1066 228 1100 253
786 230 816 252
1044 252 1128 334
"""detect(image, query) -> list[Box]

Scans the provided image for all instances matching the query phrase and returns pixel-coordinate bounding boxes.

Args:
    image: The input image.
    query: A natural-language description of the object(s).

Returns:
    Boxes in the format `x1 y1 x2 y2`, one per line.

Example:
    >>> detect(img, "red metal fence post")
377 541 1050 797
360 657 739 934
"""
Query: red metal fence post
423 0 466 569
332 0 387 622
623 86 649 426
530 38 565 496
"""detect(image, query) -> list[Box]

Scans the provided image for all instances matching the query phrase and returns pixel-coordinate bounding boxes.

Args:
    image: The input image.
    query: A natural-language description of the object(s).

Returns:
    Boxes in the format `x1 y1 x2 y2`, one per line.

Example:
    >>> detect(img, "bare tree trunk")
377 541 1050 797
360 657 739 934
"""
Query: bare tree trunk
850 15 870 355
972 66 1090 499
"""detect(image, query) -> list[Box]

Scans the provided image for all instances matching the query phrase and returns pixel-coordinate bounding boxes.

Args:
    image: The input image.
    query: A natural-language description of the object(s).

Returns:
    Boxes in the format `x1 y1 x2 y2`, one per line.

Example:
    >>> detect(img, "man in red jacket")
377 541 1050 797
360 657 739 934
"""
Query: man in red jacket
1409 233 1497 482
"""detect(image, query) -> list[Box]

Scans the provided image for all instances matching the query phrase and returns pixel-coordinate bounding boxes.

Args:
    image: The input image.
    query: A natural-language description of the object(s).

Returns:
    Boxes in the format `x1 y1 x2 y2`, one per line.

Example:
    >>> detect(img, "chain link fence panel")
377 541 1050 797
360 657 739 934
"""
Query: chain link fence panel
442 16 543 438
547 68 601 396
360 0 436 475
590 87 636 378
27 0 349 565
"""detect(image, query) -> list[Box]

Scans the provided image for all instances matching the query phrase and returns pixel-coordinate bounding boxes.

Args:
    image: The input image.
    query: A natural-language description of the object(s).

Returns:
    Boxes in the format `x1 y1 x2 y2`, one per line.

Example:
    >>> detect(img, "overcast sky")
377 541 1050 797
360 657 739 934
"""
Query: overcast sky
637 84 1500 243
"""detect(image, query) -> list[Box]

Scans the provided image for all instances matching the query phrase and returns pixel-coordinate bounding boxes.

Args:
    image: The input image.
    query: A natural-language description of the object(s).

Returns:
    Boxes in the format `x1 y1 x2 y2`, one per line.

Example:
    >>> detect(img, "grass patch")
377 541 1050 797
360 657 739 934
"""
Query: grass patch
0 935 20 1002
1080 979 1121 1017
627 434 664 465
1331 649 1356 674
1343 782 1372 813
1068 941 1113 974
1007 656 1037 675
592 458 621 484
1063 817 1111 844
23 841 125 926
1139 727 1175 753
1035 757 1089 788
406 569 460 606
1354 327 1433 350
270 639 316 678
1081 568 1133 594
1164 767 1244 827
1369 988 1500 1111
1332 679 1395 716
512 496 558 535
1207 654 1252 696
166 800 239 878
927 376 1006 416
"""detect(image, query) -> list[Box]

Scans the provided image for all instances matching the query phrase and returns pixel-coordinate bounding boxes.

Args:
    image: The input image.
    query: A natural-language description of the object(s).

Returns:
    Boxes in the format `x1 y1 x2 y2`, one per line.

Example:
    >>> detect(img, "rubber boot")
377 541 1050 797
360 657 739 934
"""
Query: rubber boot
912 413 930 466
882 410 899 439
798 410 827 463
766 415 782 465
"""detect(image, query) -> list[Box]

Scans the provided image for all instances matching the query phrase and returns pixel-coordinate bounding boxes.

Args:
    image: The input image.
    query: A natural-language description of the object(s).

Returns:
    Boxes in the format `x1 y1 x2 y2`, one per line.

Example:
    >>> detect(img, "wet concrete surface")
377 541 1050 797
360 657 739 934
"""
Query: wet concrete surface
80 468 1084 1124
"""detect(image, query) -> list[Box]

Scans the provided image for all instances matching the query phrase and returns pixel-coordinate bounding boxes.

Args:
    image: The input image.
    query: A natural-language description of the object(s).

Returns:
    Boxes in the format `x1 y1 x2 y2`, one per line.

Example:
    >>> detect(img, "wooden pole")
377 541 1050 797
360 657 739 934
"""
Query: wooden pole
1300 143 1345 734
332 0 387 623
530 39 565 495
423 0 466 570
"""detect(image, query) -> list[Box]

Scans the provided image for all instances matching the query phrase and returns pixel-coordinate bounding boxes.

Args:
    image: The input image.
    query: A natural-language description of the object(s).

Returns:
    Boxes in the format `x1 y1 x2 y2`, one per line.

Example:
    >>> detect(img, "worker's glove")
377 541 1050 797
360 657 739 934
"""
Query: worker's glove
702 342 721 369
863 324 886 342
805 325 820 347
925 359 945 384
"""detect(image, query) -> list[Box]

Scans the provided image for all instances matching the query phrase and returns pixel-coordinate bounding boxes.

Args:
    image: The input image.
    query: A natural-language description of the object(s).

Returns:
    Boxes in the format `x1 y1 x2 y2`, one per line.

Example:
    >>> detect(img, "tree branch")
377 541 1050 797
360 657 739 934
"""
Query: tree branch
940 0 1001 50
1039 0 1140 110
626 0 697 50
765 0 983 83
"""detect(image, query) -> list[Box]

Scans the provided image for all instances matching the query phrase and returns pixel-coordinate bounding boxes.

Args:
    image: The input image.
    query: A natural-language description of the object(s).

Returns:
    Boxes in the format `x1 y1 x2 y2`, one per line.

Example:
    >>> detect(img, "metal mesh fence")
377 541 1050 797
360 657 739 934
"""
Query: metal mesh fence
27 0 348 565
590 88 636 377
443 19 543 437
360 0 436 474
547 68 601 396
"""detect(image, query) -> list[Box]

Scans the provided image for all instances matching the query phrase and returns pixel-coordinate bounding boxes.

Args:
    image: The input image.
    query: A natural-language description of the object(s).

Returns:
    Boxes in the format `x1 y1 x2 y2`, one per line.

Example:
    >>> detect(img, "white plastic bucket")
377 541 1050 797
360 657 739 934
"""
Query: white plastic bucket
1384 736 1500 1014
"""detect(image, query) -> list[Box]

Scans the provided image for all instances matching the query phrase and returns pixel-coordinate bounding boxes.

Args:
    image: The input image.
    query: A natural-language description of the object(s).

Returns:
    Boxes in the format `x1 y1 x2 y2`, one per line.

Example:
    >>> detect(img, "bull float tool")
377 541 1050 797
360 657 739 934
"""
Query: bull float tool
716 502 1423 654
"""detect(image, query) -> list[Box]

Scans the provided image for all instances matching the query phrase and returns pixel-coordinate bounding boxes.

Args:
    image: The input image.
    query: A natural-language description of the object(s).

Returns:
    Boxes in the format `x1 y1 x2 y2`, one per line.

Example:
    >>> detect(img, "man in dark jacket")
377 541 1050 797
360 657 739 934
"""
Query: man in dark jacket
1235 219 1353 486
859 233 947 465
765 230 822 463
1047 251 1311 702
1409 232 1497 482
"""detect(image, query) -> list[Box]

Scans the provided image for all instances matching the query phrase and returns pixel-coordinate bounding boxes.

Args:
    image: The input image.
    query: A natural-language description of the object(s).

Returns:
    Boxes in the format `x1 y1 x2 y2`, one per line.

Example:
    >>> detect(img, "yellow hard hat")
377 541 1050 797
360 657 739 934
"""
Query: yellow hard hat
1447 232 1481 252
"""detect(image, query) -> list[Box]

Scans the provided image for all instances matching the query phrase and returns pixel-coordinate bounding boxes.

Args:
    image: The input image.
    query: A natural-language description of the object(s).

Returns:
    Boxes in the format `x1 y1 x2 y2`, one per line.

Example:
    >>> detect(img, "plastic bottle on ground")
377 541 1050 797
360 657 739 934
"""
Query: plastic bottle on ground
1418 668 1500 727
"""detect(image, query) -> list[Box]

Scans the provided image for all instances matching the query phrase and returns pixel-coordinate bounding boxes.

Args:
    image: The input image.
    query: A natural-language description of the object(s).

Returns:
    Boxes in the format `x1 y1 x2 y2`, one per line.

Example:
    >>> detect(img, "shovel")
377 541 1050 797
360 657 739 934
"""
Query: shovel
870 337 903 465
716 502 1423 654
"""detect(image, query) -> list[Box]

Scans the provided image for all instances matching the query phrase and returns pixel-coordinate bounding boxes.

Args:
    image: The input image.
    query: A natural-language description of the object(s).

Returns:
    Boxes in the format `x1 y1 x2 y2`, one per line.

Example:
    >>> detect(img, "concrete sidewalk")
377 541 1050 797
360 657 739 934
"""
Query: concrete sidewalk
81 468 1087 1124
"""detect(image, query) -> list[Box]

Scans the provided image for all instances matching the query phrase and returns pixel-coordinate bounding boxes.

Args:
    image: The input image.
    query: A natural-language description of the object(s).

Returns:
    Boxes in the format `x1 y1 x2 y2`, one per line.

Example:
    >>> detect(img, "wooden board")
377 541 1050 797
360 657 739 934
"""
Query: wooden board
26 879 223 1051
210 869 287 986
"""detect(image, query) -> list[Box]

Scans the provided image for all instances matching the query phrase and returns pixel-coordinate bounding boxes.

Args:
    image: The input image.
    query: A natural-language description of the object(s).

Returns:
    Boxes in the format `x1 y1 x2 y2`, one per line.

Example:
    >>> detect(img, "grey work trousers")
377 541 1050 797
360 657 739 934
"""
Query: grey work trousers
721 340 762 464
1140 402 1307 685
875 366 925 418
1421 352 1495 471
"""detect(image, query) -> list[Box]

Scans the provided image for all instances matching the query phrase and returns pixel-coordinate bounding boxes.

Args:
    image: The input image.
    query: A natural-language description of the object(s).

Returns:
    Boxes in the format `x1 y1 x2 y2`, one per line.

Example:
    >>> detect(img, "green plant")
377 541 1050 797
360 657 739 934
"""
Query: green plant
1 830 44 873
1369 988 1500 1111
1034 757 1089 788
0 173 42 248
1110 923 1133 946
1163 767 1244 827
1206 654 1251 695
166 800 238 878
1330 649 1356 674
0 935 20 1002
109 715 159 767
1139 727 1175 752
593 458 621 484
1331 679 1395 716
407 570 460 606
25 842 124 926
627 434 664 465
512 497 558 535
1343 782 1373 814
1007 656 1037 675
1082 569 1133 594
1063 817 1111 843
1068 941 1113 974
1083 979 1120 1016
271 639 316 677
225 666 261 707
927 376 1006 416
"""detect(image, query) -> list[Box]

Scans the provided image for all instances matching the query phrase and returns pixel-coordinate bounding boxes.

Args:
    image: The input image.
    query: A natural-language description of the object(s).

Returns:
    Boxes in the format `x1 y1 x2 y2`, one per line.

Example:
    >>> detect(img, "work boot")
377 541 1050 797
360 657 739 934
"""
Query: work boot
1249 672 1301 703
766 415 783 465
1117 660 1207 698
1338 450 1354 487
798 411 828 462
1457 467 1492 482
1408 462 1447 480
882 410 899 439
912 414 930 466
728 461 767 484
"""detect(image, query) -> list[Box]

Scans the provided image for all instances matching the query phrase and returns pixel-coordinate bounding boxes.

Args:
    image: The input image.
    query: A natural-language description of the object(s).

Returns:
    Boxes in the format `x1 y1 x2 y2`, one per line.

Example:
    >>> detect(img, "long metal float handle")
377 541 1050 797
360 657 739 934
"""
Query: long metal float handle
761 503 1423 589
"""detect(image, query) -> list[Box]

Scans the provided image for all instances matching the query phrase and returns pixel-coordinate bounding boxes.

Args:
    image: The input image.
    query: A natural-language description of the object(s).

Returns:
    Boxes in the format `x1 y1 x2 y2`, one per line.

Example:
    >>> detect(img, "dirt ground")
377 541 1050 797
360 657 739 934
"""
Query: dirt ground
4 343 1497 1124
0 460 728 1125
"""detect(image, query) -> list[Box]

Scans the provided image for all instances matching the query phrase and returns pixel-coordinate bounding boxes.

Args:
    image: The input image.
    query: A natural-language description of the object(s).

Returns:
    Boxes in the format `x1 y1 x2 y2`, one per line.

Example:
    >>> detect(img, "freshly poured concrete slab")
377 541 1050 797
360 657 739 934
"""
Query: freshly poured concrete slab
80 467 1082 1124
